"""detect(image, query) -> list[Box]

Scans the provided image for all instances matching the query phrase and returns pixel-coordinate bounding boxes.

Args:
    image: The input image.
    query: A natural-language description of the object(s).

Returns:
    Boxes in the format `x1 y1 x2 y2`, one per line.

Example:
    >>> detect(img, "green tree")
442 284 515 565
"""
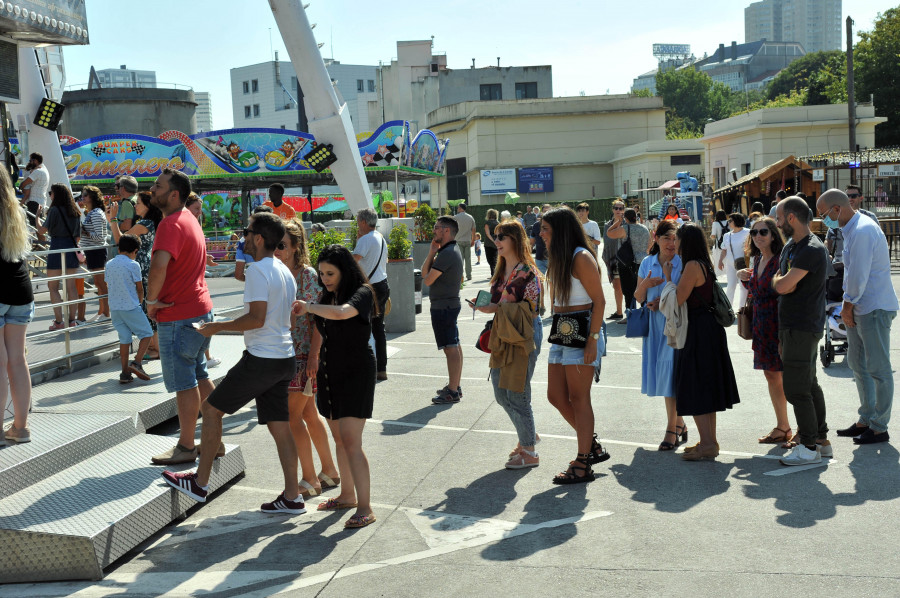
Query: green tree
808 53 848 104
656 67 715 129
630 88 653 97
855 7 900 145
765 50 845 101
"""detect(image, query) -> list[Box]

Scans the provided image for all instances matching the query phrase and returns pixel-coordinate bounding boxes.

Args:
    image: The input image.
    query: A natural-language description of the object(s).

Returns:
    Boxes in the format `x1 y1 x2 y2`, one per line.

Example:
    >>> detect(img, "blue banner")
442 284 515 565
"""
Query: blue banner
518 167 554 193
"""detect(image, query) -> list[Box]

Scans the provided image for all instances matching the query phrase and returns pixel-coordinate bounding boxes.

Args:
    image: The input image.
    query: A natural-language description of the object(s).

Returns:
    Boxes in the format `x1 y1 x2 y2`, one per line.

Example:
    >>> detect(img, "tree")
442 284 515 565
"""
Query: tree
854 7 900 146
765 50 845 101
656 67 714 130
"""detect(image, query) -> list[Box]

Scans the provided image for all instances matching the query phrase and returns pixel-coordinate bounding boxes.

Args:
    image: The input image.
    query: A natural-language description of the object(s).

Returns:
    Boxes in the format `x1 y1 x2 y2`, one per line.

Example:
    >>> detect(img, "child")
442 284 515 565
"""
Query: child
474 232 482 265
105 234 154 384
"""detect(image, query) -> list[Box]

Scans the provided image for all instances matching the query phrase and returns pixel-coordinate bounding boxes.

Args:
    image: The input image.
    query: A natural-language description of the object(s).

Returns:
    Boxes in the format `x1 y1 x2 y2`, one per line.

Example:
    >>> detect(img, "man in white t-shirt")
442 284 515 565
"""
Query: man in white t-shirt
353 207 389 380
20 152 50 241
454 203 477 281
162 212 305 515
576 203 602 246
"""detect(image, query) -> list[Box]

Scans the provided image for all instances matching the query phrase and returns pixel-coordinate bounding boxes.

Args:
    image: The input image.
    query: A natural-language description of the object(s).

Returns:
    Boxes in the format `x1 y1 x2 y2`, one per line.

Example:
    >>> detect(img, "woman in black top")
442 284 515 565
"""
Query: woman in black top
0 169 35 443
295 244 378 529
483 208 500 275
37 184 81 329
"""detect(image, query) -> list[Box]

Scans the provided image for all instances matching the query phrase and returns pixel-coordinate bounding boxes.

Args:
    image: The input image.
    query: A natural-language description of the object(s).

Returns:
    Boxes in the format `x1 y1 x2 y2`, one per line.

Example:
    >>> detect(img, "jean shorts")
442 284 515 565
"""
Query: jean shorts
157 311 213 393
0 302 35 327
110 307 154 345
431 305 461 350
548 314 606 367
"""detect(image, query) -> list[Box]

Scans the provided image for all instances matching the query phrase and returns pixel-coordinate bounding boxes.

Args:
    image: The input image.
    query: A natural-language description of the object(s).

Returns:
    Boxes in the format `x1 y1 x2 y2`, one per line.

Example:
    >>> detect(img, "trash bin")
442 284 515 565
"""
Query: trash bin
413 268 423 314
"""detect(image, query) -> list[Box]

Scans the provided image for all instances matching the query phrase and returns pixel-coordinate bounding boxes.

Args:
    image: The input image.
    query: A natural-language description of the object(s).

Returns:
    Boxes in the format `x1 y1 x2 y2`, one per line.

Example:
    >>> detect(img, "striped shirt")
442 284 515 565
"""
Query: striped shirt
81 208 108 248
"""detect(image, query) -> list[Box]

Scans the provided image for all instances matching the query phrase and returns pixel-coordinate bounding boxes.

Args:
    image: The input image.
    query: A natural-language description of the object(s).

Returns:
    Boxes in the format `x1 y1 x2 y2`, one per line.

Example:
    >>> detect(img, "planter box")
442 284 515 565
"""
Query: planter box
385 258 415 333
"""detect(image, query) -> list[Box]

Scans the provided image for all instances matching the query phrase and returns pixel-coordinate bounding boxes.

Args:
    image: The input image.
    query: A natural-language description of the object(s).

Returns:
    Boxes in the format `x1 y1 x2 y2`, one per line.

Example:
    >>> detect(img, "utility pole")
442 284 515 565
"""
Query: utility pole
847 16 857 185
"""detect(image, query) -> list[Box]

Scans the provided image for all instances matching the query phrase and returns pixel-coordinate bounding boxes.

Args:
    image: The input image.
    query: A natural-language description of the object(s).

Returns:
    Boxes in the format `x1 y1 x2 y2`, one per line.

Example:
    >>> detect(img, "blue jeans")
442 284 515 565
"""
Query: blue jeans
847 309 896 433
535 259 548 275
157 311 213 393
490 316 542 447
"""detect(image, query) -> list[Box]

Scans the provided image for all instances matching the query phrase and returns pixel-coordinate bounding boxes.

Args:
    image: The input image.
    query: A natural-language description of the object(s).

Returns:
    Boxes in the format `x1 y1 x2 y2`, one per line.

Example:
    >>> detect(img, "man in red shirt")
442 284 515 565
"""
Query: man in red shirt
146 169 216 465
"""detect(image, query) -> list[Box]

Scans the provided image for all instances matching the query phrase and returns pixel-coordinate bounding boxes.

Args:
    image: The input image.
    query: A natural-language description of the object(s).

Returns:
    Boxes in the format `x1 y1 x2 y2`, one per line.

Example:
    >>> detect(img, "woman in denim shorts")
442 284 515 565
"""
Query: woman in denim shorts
0 169 35 444
539 207 609 485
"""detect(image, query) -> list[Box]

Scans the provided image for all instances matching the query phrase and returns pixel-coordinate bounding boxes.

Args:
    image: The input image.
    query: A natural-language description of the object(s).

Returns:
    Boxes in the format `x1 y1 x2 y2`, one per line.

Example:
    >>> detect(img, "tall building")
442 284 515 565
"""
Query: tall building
195 92 213 132
745 0 842 53
95 65 157 88
230 54 377 133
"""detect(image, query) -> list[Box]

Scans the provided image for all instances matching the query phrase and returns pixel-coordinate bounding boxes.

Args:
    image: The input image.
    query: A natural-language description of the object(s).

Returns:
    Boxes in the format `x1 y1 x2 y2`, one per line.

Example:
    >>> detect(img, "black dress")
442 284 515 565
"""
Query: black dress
315 286 376 419
674 266 740 416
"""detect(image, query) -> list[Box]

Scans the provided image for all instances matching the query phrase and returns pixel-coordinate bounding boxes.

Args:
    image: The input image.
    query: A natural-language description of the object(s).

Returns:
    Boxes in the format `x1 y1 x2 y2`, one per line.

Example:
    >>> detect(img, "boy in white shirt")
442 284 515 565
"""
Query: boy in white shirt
105 234 154 384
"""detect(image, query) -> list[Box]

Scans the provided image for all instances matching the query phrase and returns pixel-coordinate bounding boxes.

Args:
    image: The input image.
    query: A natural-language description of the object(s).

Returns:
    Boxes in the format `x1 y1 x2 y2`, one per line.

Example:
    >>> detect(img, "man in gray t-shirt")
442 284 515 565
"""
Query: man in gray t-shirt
422 216 464 404
454 203 476 281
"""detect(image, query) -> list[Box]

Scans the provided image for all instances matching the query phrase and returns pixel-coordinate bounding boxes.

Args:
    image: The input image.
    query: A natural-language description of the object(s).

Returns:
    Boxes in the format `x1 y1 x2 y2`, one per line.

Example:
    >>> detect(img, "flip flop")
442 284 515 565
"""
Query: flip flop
299 479 321 498
317 472 340 489
344 513 376 529
316 497 357 511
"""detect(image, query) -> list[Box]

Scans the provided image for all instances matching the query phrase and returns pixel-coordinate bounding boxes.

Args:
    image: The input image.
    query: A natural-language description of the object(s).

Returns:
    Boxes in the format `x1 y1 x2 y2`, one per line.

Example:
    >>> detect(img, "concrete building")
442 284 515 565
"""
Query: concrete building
632 57 698 96
426 95 665 206
230 55 377 134
702 102 884 190
745 0 842 53
195 92 213 132
59 87 198 139
34 46 67 101
95 65 157 89
369 40 552 133
695 40 805 92
611 139 706 197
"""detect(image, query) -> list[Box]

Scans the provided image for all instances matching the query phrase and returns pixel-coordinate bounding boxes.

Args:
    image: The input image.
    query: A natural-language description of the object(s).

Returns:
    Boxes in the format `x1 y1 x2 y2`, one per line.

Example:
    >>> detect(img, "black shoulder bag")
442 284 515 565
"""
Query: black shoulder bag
368 236 390 316
615 224 635 267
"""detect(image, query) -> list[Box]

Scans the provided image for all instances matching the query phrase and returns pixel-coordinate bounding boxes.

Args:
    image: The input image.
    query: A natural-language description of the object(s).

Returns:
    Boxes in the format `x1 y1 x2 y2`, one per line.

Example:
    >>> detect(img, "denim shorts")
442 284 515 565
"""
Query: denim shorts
548 317 606 367
0 302 35 327
157 311 213 393
431 305 461 350
110 306 154 345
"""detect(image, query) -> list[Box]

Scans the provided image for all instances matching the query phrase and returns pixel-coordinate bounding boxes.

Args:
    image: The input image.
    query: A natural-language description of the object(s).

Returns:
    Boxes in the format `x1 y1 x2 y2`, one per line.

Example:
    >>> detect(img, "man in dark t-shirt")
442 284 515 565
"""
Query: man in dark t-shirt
773 197 830 467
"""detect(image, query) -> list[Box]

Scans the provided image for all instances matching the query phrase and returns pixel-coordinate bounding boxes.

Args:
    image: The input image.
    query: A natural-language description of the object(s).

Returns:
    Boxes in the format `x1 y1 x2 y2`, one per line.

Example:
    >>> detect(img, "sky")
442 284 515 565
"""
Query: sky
61 0 897 132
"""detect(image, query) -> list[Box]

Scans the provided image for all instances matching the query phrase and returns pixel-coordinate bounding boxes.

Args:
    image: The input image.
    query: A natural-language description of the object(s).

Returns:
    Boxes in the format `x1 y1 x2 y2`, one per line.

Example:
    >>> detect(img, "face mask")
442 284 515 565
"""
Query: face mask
822 208 840 230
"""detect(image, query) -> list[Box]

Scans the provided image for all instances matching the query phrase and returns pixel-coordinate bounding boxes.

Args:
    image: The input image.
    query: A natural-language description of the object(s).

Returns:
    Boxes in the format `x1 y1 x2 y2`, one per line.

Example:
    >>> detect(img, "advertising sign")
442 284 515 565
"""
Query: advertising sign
652 44 691 56
518 167 554 193
878 164 900 177
812 169 825 182
480 169 516 195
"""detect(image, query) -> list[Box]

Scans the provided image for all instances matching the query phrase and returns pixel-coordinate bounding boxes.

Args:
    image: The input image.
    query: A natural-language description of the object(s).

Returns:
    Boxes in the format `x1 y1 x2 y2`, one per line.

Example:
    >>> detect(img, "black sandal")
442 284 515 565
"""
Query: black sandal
552 453 595 485
658 430 679 451
589 433 610 464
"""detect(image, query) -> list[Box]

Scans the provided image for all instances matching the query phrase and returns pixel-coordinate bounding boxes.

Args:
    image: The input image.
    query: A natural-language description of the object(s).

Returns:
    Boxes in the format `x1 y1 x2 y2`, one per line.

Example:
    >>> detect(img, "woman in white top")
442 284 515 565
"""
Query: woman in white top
539 207 609 485
718 212 749 308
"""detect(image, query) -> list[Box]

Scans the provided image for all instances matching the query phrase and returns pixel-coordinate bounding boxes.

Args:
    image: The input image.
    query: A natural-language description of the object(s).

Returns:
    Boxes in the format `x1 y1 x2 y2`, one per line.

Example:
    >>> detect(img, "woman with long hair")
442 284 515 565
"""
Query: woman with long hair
275 220 341 496
474 219 544 469
664 223 740 461
719 212 749 308
0 168 34 443
539 207 609 484
79 186 109 321
737 217 793 444
634 219 688 450
296 244 378 528
483 209 499 275
37 184 81 329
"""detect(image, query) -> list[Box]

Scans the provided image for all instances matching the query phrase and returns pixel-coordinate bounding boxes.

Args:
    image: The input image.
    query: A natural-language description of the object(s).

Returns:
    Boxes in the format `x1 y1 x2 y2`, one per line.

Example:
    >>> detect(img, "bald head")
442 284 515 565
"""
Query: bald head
817 188 851 210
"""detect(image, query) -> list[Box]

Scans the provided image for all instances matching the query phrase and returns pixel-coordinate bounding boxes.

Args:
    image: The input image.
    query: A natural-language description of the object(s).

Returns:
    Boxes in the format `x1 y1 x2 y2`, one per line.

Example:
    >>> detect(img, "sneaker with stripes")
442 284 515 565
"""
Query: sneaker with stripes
161 470 208 502
260 492 306 514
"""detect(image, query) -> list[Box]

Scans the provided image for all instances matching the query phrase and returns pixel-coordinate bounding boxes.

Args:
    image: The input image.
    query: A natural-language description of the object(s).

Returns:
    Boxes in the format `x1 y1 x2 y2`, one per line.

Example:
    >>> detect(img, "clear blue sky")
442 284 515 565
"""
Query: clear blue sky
62 0 894 132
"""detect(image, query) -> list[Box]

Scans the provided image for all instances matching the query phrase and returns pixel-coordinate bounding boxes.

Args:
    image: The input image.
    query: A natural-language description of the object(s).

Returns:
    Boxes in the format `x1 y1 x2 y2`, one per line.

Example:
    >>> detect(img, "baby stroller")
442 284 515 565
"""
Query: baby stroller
820 264 847 368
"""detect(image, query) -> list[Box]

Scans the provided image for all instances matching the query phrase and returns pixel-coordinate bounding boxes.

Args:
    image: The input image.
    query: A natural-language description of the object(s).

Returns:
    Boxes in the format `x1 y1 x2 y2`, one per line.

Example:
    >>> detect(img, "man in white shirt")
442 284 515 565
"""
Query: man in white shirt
20 152 50 241
353 208 389 380
162 212 305 515
576 203 602 247
454 203 477 281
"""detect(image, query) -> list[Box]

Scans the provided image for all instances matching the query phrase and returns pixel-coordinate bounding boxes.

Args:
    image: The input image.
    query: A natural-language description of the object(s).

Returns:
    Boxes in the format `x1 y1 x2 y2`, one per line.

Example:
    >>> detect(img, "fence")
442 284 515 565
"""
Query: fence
438 198 620 237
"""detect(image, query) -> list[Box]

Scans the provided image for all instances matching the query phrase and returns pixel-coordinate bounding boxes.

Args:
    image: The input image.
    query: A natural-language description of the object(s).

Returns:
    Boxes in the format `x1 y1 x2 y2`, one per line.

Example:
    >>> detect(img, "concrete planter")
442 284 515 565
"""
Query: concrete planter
412 242 432 297
384 258 415 333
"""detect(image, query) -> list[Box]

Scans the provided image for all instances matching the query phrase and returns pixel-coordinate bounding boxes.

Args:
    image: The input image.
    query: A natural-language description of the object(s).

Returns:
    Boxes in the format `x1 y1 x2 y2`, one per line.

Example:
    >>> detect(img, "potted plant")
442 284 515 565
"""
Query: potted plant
385 223 415 333
413 204 436 243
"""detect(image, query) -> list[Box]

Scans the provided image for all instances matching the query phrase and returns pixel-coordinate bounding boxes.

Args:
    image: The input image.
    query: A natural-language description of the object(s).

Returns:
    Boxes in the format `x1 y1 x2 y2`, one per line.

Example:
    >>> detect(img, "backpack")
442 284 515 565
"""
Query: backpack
699 265 734 327
714 220 727 249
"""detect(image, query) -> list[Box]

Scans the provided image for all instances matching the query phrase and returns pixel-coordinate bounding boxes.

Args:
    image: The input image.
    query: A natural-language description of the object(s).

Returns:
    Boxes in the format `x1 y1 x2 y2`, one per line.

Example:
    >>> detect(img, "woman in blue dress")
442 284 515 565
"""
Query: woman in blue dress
634 220 688 450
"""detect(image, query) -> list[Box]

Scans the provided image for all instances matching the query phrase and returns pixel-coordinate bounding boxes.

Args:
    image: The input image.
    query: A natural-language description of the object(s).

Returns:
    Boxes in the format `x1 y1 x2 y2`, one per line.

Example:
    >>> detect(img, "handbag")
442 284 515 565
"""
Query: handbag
698 266 735 327
548 311 590 348
615 224 635 267
368 236 389 316
625 304 650 338
729 235 746 270
475 319 493 353
736 258 755 340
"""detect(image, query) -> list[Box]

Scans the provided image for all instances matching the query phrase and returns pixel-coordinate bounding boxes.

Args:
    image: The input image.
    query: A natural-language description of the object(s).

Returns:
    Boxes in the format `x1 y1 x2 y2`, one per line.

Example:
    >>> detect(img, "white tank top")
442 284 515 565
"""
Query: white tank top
554 247 593 307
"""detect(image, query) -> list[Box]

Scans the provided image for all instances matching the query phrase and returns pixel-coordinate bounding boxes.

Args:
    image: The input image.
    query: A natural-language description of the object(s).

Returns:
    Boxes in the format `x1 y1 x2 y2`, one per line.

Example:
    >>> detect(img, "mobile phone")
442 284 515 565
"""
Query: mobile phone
466 298 476 307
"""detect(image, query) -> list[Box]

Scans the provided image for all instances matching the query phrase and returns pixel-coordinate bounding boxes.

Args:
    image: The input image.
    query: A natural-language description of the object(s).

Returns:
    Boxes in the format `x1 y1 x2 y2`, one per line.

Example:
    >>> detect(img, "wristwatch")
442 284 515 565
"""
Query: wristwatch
590 331 601 340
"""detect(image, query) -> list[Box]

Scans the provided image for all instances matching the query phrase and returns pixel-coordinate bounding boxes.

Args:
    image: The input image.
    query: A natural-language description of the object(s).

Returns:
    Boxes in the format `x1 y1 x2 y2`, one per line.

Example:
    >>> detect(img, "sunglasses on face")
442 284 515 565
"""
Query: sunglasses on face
847 193 861 199
613 206 624 211
495 233 510 242
749 228 770 237
277 242 286 250
242 227 256 236
114 184 121 189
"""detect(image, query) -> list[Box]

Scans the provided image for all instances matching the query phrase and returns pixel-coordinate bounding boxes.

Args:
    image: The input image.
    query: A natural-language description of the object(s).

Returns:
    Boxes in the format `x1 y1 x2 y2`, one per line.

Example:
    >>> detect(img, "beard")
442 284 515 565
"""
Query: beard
780 222 794 238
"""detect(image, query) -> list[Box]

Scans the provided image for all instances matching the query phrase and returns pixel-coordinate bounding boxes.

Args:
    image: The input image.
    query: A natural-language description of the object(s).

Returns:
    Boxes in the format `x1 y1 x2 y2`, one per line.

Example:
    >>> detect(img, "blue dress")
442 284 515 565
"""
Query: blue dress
638 254 682 397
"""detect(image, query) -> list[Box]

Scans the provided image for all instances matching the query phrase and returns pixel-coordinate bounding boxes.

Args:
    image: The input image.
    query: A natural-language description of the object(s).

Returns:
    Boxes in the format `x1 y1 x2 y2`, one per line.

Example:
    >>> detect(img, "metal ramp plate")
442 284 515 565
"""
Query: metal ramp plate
0 413 137 500
0 434 245 583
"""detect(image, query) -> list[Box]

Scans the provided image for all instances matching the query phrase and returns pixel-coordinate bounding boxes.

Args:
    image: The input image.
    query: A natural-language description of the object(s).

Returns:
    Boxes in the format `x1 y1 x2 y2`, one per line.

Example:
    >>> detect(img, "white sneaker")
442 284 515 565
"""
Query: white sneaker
90 313 110 323
206 357 221 368
817 440 833 459
780 444 822 466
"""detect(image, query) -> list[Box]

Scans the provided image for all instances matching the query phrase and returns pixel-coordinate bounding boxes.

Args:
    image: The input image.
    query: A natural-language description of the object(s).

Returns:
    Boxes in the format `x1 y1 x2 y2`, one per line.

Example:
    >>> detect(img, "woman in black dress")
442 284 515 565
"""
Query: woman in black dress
295 244 378 529
662 223 739 461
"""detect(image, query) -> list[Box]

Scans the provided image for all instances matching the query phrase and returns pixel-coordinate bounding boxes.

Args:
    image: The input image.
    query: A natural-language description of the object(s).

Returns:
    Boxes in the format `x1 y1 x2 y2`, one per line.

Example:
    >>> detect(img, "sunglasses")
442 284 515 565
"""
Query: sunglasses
114 184 121 189
749 228 770 237
613 206 624 211
847 193 861 199
495 233 510 242
277 242 286 250
242 227 256 236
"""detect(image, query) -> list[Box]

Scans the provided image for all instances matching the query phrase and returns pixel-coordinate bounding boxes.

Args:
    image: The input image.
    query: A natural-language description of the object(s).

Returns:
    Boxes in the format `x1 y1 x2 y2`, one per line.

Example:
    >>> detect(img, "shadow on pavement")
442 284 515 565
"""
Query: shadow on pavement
379 404 453 436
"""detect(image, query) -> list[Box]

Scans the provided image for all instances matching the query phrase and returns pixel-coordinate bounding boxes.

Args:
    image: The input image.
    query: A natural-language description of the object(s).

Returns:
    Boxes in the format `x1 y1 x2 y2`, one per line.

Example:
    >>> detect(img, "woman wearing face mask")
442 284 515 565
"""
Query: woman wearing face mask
737 217 793 445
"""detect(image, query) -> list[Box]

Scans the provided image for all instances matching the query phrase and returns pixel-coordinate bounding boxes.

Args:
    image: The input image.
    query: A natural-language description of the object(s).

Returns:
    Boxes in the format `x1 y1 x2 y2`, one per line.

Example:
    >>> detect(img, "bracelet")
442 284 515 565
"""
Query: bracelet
146 299 159 305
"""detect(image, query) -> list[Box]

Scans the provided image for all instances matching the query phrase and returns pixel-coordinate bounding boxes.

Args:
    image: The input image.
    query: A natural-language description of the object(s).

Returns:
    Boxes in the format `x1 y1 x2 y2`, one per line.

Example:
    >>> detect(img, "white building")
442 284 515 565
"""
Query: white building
195 92 213 132
95 65 157 89
745 0 842 53
230 55 377 134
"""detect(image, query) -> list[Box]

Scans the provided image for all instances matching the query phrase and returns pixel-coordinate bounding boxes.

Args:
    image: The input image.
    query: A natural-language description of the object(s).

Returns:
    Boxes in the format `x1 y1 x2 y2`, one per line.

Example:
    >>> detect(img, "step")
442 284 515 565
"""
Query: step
0 413 137 500
0 434 245 583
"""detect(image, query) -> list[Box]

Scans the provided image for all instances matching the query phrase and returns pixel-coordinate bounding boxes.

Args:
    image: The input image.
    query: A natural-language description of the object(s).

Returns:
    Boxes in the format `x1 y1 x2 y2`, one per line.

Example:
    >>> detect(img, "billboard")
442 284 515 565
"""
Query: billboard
480 169 516 195
518 167 554 193
652 43 691 56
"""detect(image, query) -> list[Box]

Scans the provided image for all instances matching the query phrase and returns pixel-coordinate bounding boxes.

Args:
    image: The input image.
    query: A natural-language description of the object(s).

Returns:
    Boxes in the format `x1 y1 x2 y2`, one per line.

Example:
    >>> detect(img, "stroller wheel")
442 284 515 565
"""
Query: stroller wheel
820 345 832 368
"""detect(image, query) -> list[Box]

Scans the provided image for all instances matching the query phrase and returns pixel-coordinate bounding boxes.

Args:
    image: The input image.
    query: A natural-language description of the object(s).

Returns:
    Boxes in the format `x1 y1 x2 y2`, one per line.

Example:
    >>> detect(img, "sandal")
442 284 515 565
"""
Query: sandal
318 472 341 489
676 424 689 444
552 453 595 485
299 479 321 498
344 513 376 529
589 434 610 464
316 497 357 511
759 427 792 444
658 430 679 451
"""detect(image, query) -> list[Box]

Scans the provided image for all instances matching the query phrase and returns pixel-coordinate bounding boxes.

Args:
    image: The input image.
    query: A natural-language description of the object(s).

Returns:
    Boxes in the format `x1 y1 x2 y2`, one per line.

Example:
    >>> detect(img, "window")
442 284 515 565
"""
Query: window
367 79 375 92
446 158 468 201
280 125 286 129
480 84 502 101
742 163 752 176
253 104 260 117
251 79 259 93
242 81 249 94
291 76 298 93
670 154 702 166
244 106 251 118
515 82 538 99
357 79 364 92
